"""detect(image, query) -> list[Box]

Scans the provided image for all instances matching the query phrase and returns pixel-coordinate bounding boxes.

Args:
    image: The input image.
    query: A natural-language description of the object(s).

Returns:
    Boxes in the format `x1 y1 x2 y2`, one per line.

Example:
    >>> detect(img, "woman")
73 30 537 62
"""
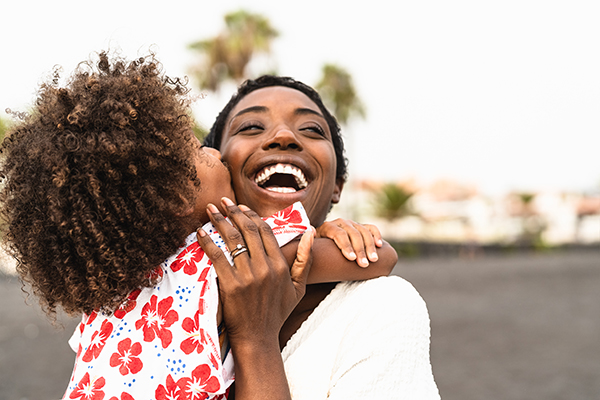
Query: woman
205 75 441 399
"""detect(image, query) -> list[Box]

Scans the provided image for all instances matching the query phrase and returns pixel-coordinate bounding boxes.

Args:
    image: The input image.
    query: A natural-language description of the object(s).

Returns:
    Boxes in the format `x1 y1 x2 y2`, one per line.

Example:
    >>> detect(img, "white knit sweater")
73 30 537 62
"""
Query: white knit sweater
281 276 440 399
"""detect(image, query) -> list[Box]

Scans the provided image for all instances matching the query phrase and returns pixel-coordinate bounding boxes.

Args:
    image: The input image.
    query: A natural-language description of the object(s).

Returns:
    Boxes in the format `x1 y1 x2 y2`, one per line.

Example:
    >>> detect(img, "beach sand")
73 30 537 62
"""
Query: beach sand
1 250 599 400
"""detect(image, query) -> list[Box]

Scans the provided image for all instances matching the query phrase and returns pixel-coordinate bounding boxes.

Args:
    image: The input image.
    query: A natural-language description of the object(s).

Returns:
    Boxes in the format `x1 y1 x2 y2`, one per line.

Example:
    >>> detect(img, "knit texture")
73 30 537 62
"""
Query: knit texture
282 276 440 399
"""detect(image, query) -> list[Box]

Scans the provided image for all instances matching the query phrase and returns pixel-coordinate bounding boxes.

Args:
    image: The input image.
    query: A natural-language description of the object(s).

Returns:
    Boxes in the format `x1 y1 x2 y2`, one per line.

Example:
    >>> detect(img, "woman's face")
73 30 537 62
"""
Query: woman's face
218 86 342 226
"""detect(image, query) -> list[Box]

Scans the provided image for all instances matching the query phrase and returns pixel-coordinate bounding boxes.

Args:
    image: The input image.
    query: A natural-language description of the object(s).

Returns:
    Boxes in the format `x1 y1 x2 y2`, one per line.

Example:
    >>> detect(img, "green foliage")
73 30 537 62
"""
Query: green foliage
315 64 365 125
192 122 209 142
511 192 548 246
187 10 365 134
188 10 278 91
0 116 8 143
373 183 415 221
518 192 536 206
390 242 420 258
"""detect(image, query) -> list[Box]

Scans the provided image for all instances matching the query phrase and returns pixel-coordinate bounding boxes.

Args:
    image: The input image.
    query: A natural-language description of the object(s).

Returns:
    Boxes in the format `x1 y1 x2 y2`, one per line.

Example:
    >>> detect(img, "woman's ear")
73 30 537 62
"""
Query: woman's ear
331 178 344 204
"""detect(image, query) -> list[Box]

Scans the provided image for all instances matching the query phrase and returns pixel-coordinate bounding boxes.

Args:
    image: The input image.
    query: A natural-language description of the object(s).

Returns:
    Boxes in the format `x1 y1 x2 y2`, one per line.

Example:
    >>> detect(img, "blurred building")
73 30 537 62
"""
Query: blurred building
332 179 600 246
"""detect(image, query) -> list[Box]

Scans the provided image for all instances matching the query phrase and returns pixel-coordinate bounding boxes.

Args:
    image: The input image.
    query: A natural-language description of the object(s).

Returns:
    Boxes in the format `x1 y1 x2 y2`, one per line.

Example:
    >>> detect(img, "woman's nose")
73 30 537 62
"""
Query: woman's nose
263 127 302 150
203 146 222 160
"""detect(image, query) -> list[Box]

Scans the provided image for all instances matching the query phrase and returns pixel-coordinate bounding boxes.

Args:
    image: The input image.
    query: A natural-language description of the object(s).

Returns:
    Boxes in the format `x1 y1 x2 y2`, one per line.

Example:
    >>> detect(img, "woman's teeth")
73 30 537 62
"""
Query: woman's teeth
255 163 308 189
267 187 297 193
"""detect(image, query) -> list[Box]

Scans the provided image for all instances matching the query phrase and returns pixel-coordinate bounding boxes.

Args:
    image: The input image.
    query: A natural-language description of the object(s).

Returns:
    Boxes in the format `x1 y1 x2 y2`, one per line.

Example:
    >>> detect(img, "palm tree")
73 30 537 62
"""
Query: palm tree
510 192 547 247
315 64 365 125
373 183 416 222
188 10 278 92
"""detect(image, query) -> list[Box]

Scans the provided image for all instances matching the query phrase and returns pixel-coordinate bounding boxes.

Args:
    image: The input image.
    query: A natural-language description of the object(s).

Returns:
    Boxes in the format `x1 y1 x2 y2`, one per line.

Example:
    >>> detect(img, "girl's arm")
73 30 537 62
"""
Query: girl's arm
236 205 398 285
280 236 397 284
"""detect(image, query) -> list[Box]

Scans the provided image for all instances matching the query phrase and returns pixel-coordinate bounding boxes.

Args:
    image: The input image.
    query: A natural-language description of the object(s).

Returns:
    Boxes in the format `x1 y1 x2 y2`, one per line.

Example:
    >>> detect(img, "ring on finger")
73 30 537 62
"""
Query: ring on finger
230 243 248 259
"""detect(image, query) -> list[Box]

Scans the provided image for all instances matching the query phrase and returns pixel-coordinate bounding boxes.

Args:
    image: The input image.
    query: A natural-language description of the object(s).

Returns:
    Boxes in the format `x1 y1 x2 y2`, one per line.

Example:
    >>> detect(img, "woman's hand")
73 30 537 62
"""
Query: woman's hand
316 219 383 267
197 197 314 344
196 197 314 400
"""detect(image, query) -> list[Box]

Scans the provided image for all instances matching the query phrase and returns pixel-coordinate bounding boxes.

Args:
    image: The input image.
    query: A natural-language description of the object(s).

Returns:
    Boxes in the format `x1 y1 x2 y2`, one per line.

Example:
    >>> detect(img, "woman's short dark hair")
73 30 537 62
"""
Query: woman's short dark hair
203 75 348 183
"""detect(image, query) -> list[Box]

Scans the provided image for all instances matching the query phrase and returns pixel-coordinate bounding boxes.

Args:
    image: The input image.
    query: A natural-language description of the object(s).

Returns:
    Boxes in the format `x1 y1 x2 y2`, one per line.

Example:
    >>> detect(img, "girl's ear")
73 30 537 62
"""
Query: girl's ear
174 194 194 217
175 206 194 217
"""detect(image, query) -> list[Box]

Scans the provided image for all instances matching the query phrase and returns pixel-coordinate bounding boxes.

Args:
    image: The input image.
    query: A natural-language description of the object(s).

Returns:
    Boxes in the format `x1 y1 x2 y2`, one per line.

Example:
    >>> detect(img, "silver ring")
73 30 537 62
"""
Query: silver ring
230 243 248 259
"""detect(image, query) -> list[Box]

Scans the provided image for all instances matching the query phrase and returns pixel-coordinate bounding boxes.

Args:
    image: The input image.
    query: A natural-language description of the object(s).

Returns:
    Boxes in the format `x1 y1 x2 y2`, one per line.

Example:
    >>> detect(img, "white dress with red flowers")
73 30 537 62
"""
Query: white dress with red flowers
64 202 309 400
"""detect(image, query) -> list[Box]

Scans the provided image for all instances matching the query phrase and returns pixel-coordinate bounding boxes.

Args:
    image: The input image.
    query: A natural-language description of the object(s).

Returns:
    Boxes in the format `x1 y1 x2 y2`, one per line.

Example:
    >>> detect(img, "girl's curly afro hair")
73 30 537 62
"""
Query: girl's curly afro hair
0 51 200 316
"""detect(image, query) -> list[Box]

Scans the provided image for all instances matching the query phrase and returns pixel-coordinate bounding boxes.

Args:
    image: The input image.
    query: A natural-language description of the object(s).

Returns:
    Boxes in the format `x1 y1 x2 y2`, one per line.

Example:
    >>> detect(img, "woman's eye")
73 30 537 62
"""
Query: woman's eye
302 124 325 136
237 122 264 133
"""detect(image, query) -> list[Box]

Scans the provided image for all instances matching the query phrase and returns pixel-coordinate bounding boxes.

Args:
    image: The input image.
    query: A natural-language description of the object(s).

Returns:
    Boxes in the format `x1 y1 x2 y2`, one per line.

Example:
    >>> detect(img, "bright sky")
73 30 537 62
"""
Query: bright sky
2 0 599 195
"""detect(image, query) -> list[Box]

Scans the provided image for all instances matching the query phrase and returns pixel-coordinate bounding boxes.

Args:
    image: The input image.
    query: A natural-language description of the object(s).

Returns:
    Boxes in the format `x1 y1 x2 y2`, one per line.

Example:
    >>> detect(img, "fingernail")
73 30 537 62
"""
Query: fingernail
361 258 369 267
348 252 357 260
371 252 379 261
239 204 250 211
207 203 219 214
197 228 207 237
377 239 383 246
221 197 234 206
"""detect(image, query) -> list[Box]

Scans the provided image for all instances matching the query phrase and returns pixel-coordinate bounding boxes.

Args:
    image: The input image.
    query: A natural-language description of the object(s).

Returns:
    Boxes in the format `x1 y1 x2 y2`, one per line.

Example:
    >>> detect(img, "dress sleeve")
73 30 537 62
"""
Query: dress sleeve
68 316 86 353
261 201 310 246
202 201 310 264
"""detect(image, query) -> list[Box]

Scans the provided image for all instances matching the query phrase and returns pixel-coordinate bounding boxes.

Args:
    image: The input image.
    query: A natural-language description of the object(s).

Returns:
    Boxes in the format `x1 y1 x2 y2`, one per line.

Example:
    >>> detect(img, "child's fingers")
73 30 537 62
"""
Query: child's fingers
315 221 357 262
364 223 384 248
318 219 371 267
352 222 380 263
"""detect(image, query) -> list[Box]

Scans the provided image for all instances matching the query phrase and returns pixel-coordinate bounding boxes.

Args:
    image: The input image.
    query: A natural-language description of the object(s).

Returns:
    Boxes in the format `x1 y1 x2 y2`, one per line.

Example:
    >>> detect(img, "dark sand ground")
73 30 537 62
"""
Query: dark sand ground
1 249 599 400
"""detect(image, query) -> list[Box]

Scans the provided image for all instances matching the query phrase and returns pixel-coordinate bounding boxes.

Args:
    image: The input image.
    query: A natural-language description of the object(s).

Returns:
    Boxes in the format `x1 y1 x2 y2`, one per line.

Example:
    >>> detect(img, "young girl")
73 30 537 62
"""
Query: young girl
0 52 397 399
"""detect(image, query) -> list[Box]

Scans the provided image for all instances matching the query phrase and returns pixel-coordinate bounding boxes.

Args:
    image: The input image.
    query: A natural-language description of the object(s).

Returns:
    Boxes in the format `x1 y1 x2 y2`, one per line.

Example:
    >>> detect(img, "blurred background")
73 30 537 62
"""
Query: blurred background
0 1 599 399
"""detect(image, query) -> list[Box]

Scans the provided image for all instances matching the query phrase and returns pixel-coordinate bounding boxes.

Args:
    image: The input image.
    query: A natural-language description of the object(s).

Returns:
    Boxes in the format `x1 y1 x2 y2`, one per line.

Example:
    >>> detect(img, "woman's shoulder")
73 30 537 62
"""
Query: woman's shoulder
335 276 426 307
299 275 430 336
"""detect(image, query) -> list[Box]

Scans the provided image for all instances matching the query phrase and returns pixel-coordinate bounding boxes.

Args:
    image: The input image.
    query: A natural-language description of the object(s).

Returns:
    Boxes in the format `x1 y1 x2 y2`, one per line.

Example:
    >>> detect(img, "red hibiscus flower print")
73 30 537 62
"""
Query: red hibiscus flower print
135 295 179 348
114 289 141 319
69 372 105 400
82 320 113 362
196 267 211 314
109 338 143 376
209 352 220 371
270 205 302 226
267 206 307 234
198 266 209 284
177 364 221 400
155 374 180 400
171 242 205 275
180 310 208 355
77 321 85 335
146 265 164 280
85 311 98 326
109 393 134 400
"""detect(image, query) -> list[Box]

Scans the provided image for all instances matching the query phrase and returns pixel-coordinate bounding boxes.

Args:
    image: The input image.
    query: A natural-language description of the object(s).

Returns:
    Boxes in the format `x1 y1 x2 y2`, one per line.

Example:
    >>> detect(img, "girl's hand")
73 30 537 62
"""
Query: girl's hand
316 219 383 268
196 197 314 345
